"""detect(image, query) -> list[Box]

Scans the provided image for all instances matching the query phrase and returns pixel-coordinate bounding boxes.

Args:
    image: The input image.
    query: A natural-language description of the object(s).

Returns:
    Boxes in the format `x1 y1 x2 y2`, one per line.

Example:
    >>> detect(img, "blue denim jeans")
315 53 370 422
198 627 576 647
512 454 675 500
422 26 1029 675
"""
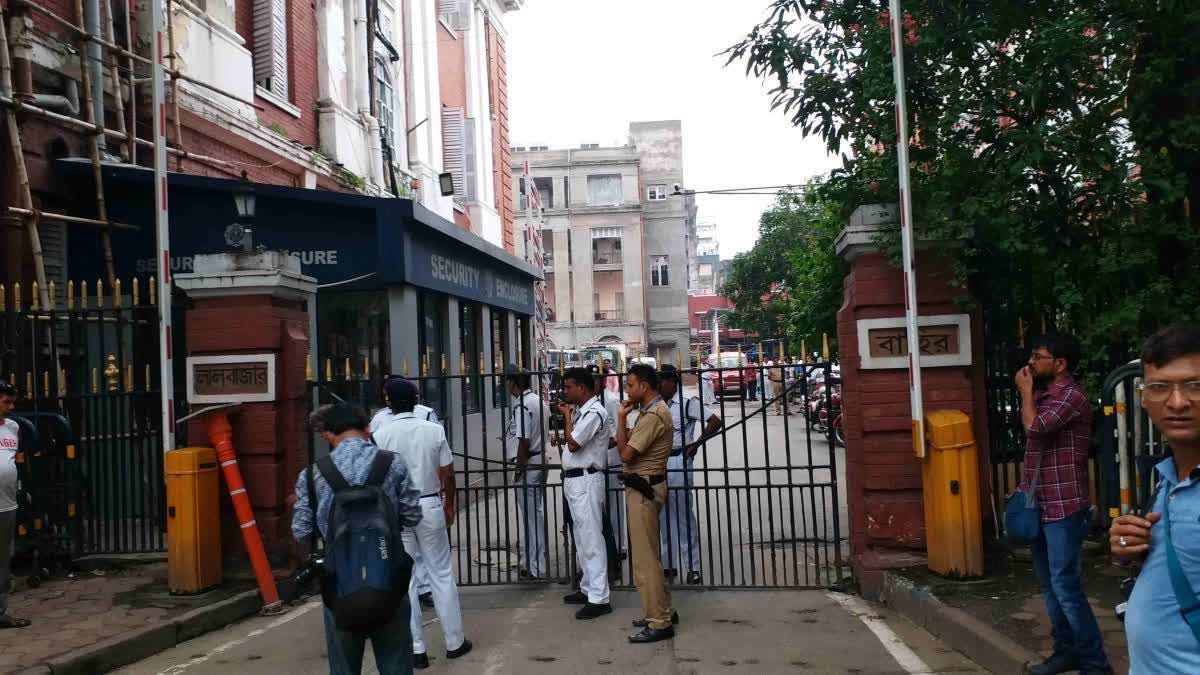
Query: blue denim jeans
1031 510 1110 670
323 602 414 675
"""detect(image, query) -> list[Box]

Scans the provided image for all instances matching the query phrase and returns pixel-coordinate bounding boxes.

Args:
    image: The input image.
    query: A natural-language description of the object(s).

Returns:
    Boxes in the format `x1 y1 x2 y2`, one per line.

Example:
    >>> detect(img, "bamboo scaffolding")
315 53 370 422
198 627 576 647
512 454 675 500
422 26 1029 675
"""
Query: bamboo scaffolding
74 0 116 289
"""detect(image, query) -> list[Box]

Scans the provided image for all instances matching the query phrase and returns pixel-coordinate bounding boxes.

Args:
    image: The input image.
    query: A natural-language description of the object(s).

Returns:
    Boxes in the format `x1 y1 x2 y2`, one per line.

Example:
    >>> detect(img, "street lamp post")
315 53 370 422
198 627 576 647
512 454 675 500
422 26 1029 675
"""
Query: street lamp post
230 182 256 251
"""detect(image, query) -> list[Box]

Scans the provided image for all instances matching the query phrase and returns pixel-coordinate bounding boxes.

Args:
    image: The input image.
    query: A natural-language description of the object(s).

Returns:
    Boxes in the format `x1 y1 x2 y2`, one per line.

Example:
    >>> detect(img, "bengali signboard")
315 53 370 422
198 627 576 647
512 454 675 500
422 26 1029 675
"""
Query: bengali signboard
186 354 277 403
856 315 972 369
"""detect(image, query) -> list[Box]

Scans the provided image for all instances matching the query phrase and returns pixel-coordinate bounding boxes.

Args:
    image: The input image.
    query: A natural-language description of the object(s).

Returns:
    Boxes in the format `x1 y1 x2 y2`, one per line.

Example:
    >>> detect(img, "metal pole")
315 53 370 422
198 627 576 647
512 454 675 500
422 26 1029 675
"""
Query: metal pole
151 0 175 452
887 0 925 457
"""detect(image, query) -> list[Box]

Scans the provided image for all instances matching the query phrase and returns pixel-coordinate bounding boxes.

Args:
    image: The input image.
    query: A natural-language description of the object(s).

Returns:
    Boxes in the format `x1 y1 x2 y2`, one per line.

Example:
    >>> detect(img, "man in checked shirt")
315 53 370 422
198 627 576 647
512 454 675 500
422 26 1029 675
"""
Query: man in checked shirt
1016 333 1113 675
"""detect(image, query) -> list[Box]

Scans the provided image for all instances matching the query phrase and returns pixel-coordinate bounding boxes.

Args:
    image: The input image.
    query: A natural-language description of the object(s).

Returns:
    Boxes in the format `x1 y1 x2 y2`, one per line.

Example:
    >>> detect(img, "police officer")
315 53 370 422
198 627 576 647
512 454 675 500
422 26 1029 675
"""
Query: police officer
556 367 613 619
370 376 438 608
373 379 472 669
592 365 625 579
615 363 676 643
658 365 722 585
505 367 547 579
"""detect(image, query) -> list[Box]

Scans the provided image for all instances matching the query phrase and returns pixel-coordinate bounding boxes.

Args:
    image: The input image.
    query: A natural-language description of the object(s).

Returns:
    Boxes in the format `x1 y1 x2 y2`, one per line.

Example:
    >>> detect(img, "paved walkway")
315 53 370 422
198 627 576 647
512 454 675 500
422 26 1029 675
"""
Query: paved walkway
0 562 251 674
119 587 988 674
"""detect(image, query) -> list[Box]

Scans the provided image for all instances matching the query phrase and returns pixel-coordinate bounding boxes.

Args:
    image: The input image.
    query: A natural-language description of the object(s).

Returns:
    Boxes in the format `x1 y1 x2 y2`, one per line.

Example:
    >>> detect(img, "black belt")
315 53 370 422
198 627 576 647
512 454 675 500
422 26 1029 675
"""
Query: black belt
420 492 440 499
619 473 667 485
670 447 686 457
562 467 601 479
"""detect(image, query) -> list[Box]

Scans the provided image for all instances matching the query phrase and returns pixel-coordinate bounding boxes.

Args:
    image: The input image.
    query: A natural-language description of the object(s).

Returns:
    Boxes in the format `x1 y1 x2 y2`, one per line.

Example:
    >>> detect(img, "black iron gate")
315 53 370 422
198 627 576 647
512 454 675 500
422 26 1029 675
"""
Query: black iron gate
308 356 846 589
1 280 176 558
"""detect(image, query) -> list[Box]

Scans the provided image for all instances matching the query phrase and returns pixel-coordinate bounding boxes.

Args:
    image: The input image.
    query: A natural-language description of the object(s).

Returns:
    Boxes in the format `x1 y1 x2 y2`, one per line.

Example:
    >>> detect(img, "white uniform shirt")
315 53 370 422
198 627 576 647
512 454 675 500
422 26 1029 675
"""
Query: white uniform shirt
665 396 719 449
506 390 544 460
566 396 609 471
599 390 620 439
0 419 19 512
370 404 438 434
372 412 453 497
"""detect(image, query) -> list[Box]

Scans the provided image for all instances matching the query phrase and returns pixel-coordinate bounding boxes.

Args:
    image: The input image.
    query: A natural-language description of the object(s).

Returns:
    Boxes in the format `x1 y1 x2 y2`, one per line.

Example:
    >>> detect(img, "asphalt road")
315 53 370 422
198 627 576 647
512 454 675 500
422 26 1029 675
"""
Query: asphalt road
117 587 987 674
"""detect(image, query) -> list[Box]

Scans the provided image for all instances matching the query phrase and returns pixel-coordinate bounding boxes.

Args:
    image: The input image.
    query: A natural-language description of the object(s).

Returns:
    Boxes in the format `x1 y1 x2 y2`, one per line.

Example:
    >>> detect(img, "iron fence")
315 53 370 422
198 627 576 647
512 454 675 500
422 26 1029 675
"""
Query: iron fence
1 279 174 558
307 357 846 589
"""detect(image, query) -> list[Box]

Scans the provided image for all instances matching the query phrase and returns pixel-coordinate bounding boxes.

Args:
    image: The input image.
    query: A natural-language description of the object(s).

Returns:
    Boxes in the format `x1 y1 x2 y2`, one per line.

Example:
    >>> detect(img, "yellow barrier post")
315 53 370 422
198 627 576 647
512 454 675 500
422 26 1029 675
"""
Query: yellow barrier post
922 410 984 578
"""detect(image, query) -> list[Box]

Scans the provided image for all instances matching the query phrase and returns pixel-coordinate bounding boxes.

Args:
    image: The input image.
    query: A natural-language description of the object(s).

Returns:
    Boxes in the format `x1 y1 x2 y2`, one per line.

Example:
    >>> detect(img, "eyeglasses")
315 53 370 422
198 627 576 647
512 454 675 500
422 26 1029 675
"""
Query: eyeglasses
1027 354 1056 366
1139 381 1200 404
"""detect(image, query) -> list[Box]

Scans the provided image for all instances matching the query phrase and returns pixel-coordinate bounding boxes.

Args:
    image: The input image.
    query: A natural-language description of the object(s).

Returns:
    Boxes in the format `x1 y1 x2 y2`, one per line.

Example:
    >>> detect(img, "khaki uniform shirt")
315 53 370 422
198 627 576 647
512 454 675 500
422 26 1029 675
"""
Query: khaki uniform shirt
624 397 673 477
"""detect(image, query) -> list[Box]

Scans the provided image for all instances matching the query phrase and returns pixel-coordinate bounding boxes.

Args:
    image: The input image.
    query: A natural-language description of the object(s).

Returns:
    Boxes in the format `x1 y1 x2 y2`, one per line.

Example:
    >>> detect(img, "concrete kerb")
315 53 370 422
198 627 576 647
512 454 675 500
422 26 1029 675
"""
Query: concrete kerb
878 571 1038 675
32 590 262 675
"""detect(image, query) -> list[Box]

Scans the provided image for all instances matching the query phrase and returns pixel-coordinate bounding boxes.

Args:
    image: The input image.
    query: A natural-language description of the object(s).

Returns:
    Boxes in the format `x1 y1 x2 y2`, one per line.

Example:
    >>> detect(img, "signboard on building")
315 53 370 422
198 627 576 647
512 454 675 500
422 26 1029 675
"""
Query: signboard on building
185 354 277 403
406 234 536 315
856 314 972 369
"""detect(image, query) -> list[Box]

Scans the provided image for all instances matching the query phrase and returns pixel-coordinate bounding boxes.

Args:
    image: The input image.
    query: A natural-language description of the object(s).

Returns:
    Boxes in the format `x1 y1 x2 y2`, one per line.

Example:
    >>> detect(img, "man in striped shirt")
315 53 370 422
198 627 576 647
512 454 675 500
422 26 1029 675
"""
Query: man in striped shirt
1017 334 1111 675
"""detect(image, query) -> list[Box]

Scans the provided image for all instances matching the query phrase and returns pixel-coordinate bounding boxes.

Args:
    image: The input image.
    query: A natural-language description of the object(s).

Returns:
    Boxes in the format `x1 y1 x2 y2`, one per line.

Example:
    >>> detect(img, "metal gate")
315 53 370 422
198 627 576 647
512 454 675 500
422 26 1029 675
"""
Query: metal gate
1 280 175 558
308 357 846 589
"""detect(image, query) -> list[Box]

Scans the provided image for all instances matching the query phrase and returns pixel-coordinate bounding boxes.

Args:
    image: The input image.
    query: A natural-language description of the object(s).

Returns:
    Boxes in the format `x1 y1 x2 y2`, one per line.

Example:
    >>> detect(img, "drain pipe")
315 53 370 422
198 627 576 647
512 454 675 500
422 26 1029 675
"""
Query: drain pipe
82 0 106 152
33 79 79 115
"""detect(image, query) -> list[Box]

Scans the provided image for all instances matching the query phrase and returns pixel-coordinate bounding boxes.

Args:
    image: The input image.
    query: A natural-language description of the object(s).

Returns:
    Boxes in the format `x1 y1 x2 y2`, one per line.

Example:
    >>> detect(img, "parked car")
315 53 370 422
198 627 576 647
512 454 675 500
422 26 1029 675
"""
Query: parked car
707 353 748 399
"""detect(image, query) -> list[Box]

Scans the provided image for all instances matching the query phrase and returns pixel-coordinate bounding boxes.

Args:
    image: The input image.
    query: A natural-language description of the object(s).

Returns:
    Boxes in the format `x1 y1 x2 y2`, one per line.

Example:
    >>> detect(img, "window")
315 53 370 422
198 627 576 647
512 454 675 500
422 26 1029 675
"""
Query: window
375 60 396 157
699 263 713 277
491 310 509 408
460 302 482 414
318 291 389 406
587 174 622 206
442 108 477 203
647 184 667 201
417 293 447 420
650 255 670 287
438 0 471 30
253 0 289 99
533 177 554 209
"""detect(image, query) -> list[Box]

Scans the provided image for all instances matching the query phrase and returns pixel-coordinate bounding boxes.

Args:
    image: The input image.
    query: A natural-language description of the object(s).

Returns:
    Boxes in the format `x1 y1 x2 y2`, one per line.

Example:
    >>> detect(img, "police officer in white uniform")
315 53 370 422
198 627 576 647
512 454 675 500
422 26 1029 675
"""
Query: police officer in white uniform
372 379 472 669
658 365 723 585
370 376 439 608
505 367 547 579
556 367 613 619
590 365 625 575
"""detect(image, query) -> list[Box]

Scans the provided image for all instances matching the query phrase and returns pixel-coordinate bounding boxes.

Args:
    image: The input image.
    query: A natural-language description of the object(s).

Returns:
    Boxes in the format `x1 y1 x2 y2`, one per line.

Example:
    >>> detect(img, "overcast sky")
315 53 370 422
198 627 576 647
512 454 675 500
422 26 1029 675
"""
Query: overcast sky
506 0 841 258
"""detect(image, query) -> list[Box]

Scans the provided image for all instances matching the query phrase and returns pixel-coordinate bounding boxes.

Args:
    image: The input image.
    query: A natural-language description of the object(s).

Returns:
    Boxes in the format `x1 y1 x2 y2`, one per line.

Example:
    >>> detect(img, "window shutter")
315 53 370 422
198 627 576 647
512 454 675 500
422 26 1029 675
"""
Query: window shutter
462 118 478 202
441 107 466 199
438 0 457 14
253 0 289 97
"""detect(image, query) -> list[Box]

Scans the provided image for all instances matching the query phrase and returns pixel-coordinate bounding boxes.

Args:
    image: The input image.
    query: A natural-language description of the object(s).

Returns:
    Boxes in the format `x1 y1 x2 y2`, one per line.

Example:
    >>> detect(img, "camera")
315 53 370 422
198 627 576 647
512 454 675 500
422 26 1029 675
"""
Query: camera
281 555 325 602
1115 575 1136 622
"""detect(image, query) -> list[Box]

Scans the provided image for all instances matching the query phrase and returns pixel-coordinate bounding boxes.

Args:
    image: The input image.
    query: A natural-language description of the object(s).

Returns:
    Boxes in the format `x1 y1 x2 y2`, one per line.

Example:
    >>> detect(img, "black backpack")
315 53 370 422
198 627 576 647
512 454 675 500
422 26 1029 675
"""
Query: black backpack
316 450 414 632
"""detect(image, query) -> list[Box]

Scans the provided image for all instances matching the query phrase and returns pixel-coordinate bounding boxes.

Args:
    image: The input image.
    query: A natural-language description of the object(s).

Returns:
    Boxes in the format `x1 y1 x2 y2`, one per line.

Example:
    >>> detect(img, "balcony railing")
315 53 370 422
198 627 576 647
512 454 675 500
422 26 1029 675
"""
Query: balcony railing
593 251 623 265
594 309 624 321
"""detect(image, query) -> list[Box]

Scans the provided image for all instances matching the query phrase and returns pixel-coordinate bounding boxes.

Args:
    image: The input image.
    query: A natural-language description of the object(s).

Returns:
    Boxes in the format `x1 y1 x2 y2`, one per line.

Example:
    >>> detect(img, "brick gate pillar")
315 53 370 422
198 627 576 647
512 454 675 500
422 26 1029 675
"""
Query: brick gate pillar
175 252 316 563
834 205 991 592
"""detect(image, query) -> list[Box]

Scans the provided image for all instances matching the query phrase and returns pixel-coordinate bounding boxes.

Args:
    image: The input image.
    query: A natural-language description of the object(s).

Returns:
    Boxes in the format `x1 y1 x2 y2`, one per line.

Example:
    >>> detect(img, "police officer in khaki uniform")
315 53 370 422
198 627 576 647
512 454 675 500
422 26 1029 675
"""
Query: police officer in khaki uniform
614 363 676 644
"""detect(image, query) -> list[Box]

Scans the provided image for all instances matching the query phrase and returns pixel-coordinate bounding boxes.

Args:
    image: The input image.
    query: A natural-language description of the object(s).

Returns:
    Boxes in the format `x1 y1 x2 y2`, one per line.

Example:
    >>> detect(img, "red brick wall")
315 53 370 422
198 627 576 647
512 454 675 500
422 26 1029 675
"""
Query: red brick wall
487 24 514 252
837 250 991 574
184 293 310 558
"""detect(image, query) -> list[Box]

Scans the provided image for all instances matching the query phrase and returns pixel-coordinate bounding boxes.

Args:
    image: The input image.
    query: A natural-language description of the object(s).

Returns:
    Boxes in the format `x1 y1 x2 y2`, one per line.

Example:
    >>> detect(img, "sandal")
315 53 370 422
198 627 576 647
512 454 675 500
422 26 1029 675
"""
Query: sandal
0 616 30 629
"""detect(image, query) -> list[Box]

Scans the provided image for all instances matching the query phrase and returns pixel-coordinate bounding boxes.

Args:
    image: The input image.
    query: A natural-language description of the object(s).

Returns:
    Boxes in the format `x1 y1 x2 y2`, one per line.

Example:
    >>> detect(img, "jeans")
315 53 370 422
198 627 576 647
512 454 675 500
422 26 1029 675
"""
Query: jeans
1031 510 1109 670
0 511 14 617
323 602 414 675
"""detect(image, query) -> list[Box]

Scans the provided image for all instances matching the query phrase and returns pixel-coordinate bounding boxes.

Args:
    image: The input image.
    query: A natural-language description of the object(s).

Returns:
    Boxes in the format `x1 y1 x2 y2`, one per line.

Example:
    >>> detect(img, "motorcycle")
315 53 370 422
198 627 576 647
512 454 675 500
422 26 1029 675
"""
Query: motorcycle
807 381 845 447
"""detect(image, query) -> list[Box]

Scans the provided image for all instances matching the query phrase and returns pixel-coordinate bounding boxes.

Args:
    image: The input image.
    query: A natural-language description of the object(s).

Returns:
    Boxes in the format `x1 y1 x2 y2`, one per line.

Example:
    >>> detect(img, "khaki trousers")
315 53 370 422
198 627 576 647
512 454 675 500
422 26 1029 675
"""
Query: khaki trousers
626 481 673 629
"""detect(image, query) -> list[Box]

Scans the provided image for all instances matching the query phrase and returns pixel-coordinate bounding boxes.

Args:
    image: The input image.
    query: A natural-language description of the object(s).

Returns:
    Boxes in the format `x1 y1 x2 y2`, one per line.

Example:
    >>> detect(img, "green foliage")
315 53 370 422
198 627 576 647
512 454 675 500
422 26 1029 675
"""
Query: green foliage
727 0 1200 378
721 190 845 351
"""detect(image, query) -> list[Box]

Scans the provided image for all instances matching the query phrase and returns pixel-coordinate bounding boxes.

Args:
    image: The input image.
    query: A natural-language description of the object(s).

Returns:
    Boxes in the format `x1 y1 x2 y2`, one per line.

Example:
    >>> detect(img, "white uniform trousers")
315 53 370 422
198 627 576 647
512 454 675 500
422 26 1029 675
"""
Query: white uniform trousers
412 552 432 595
605 446 626 548
701 376 716 404
404 496 465 655
564 470 610 604
517 463 547 577
660 453 702 574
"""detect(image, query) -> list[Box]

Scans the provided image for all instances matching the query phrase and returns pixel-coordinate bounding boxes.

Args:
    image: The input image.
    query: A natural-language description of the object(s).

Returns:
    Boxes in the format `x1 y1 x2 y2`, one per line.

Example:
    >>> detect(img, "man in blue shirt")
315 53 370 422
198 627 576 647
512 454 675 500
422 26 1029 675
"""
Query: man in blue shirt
293 403 424 675
1111 325 1200 674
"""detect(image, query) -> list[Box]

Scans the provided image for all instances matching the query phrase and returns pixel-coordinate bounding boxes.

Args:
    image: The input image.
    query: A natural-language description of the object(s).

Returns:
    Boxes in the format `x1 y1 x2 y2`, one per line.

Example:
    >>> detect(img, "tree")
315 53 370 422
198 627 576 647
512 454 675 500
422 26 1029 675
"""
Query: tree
726 0 1200 377
722 190 845 351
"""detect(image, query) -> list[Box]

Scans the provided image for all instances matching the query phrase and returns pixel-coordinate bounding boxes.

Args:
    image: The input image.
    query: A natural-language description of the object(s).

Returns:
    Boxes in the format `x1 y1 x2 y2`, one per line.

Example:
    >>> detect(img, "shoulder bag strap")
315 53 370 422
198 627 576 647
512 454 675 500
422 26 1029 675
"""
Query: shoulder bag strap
1163 499 1200 645
365 450 395 487
1025 450 1044 508
316 455 350 492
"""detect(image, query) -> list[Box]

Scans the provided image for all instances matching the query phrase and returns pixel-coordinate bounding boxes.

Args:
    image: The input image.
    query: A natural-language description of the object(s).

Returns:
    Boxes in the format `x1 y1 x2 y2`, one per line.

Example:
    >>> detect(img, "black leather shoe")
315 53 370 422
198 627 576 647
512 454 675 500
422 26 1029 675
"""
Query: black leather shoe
575 602 613 620
629 626 675 643
563 591 587 605
686 571 702 585
419 592 434 608
664 568 678 579
413 652 429 669
447 640 473 659
1027 653 1080 675
632 611 679 628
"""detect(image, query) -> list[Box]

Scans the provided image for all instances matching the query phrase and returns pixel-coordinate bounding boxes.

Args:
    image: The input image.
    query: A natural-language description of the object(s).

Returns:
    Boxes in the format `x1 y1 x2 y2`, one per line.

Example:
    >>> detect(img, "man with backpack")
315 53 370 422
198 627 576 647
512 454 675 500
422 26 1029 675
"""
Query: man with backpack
657 365 722 585
292 403 423 675
373 379 472 668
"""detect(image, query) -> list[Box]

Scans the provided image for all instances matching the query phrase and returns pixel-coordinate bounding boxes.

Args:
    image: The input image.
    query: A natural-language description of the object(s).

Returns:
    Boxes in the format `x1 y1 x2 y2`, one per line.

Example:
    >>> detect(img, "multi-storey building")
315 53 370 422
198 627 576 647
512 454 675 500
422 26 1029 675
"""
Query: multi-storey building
512 121 695 365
